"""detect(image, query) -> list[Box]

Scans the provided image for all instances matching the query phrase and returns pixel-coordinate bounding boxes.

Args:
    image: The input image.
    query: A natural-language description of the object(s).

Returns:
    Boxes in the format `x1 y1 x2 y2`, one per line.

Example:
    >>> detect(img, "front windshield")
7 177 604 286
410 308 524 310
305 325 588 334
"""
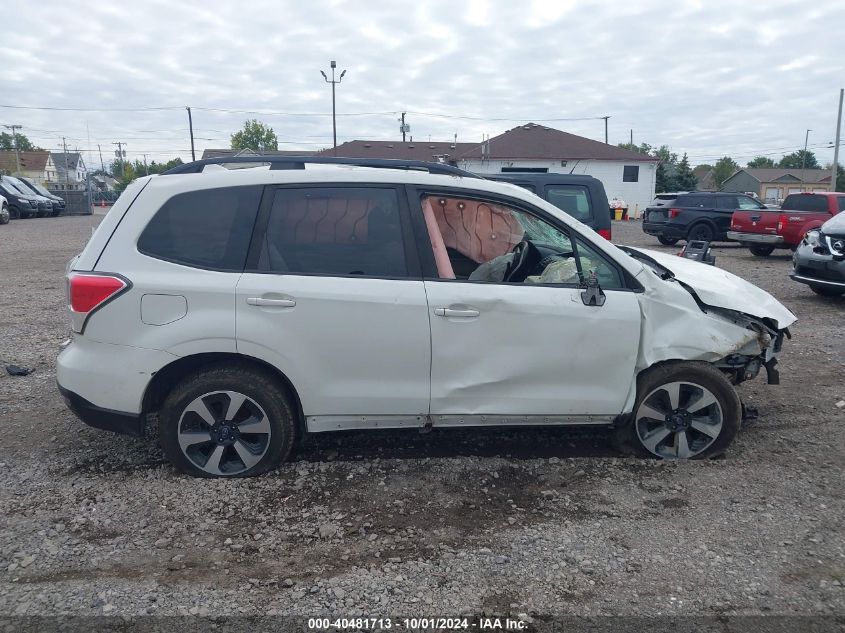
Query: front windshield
28 180 52 197
1 178 33 197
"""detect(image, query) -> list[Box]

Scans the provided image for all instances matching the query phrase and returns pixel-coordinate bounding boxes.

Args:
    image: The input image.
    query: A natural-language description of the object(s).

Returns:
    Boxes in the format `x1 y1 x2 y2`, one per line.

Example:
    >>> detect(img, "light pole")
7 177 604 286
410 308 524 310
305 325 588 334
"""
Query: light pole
801 128 811 189
320 60 346 156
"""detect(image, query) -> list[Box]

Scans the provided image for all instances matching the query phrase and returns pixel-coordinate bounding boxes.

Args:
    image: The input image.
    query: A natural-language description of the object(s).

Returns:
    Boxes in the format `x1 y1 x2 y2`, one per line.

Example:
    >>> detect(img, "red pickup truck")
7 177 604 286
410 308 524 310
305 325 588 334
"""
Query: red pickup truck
728 192 845 256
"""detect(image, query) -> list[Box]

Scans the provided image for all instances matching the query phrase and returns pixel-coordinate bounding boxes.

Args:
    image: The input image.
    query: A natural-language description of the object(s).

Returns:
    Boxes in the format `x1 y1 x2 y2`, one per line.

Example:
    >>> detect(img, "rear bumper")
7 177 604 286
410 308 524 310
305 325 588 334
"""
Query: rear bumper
642 222 684 238
727 231 784 245
57 383 144 436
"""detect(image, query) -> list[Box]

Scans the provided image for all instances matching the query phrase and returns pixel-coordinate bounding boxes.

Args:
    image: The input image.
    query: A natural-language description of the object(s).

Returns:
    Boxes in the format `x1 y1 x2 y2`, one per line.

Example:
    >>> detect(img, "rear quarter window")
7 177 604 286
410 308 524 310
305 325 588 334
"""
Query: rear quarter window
545 185 592 221
137 186 262 271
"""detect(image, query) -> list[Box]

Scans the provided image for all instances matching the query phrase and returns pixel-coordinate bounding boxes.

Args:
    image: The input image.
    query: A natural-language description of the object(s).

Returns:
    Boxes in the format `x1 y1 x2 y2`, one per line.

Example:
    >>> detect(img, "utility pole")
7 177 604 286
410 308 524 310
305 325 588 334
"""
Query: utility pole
112 142 126 178
143 154 149 176
186 106 196 161
601 116 610 144
399 112 408 142
801 129 811 189
630 129 633 145
832 89 843 193
61 137 70 188
3 124 22 174
320 60 347 156
97 144 105 173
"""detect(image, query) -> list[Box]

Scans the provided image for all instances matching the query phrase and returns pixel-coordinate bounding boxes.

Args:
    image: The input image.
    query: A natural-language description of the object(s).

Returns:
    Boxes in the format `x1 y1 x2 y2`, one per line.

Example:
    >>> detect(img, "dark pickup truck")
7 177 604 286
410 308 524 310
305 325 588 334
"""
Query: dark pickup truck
728 192 845 256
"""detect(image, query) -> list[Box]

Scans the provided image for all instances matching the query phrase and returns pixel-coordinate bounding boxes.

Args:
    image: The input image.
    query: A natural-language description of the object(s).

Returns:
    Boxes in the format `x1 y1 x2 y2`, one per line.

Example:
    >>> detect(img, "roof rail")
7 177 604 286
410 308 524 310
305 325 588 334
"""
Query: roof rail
162 155 479 178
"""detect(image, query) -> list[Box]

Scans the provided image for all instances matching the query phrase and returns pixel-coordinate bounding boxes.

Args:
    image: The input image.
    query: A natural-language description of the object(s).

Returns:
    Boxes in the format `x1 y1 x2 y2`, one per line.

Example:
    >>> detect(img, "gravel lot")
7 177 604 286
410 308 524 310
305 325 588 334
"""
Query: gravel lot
0 213 843 621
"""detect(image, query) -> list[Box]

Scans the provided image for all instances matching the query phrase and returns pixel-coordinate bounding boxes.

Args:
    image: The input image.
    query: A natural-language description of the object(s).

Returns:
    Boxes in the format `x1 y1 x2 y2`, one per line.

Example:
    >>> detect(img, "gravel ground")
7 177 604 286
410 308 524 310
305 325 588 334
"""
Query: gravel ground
0 214 843 620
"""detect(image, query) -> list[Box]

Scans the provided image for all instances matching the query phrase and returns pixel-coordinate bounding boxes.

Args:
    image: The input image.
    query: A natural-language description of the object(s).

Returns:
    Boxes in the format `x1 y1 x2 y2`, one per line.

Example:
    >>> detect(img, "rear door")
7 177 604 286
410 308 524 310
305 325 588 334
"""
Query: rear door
235 184 431 431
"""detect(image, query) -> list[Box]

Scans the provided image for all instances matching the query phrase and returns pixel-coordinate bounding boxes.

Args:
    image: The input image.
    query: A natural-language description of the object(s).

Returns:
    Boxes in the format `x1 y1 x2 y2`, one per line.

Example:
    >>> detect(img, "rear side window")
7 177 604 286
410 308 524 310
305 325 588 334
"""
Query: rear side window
257 187 408 278
838 197 845 212
715 196 738 210
678 195 708 207
545 185 592 221
782 194 828 212
137 186 262 271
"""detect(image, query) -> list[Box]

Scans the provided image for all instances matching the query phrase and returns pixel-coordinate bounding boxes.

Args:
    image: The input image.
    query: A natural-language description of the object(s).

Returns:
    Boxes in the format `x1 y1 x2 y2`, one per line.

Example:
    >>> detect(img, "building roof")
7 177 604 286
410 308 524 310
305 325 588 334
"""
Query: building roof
0 150 49 173
51 152 83 174
201 148 317 159
317 140 476 162
457 123 660 162
737 168 830 184
693 166 717 191
322 123 659 164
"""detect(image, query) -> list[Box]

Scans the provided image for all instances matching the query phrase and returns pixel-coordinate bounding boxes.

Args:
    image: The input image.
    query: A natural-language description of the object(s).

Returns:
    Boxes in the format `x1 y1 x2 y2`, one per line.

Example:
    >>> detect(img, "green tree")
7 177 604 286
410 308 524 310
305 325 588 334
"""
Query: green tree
712 156 739 188
778 150 819 170
231 119 278 152
747 156 775 168
617 142 653 156
674 153 698 191
110 157 184 192
0 131 40 151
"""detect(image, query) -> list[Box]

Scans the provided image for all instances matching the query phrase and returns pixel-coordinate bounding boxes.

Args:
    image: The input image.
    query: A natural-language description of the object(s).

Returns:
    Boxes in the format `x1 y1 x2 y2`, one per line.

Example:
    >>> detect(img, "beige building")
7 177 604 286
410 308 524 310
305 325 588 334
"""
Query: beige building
722 168 831 203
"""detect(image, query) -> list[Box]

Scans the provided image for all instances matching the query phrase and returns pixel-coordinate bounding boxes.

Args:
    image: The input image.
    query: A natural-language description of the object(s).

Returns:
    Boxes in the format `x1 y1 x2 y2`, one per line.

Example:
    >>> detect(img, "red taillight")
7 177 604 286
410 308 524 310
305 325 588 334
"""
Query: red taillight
668 208 680 218
597 228 612 240
776 214 787 233
68 274 127 313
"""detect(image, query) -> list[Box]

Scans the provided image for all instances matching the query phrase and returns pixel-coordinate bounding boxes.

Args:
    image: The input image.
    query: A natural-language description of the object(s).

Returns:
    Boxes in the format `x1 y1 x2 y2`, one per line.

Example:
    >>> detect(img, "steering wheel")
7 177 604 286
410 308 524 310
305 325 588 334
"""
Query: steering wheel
504 240 532 282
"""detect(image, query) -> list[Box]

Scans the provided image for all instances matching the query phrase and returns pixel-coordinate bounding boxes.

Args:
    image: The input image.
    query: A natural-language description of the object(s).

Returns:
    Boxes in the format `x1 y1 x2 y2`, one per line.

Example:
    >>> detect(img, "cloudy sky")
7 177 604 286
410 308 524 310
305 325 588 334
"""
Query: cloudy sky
2 0 842 170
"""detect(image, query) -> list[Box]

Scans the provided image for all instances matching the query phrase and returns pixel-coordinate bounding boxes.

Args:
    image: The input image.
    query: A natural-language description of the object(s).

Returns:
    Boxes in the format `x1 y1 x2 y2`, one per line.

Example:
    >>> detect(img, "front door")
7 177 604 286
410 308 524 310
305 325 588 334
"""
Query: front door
414 191 642 423
236 185 431 431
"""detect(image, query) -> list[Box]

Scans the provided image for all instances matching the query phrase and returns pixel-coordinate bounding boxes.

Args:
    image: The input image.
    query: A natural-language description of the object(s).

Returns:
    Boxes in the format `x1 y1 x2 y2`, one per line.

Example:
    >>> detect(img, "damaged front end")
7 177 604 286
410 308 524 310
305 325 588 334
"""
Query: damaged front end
620 246 796 410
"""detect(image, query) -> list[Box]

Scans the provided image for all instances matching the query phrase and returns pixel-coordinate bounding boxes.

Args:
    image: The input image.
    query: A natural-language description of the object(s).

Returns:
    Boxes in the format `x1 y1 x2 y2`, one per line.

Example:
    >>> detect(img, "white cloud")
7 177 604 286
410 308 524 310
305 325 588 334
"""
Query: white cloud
0 0 842 168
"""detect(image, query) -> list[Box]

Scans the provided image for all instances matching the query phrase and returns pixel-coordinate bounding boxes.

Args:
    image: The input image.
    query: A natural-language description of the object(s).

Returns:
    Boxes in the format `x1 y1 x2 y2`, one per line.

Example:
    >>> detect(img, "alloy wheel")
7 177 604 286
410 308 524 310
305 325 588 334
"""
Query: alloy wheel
634 381 723 459
177 391 271 476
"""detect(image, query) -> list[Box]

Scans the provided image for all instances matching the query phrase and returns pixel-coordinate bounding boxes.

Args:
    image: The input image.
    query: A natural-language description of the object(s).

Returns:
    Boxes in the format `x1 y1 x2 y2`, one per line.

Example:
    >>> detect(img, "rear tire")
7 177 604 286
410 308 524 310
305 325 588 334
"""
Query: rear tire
748 244 775 257
657 236 679 246
159 364 296 478
614 361 741 460
687 223 714 242
810 284 844 297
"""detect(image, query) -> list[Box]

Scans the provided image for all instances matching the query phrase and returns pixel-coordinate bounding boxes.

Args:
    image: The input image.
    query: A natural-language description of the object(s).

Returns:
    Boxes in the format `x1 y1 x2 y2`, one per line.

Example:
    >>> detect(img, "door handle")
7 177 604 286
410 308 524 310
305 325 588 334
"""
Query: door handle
434 307 480 318
246 297 296 307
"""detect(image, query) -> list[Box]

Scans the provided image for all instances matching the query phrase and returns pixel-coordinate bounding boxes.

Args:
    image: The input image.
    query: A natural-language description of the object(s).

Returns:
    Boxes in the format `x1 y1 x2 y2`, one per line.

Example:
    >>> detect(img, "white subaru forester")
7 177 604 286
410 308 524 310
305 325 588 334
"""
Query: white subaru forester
57 157 796 477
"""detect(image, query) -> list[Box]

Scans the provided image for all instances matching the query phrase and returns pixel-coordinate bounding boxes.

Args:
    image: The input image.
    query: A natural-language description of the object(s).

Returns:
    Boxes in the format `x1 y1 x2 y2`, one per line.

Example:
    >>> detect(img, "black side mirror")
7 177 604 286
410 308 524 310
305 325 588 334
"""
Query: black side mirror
581 270 606 306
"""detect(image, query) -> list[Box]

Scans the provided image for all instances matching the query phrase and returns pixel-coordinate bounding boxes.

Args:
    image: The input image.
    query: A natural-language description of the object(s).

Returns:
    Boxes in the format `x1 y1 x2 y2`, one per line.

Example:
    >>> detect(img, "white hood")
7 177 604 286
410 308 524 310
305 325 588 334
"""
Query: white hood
628 247 796 329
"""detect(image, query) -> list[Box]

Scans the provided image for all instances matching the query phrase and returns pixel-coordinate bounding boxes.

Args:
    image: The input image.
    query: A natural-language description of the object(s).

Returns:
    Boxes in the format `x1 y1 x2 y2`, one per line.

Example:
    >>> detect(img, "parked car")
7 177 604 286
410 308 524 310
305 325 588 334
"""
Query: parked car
790 211 845 297
0 176 42 219
16 177 65 216
57 156 795 477
728 192 845 257
2 176 53 217
0 193 9 224
642 192 767 246
486 173 612 240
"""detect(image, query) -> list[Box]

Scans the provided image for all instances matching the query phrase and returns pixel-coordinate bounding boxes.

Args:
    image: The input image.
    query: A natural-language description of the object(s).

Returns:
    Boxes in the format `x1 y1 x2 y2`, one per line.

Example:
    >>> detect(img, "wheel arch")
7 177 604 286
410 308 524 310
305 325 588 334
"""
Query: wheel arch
686 218 718 239
141 352 306 436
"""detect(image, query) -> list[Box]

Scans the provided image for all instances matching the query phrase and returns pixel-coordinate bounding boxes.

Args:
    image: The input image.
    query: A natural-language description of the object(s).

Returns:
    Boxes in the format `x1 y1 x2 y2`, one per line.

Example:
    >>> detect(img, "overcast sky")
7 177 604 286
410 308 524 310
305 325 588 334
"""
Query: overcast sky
2 0 842 170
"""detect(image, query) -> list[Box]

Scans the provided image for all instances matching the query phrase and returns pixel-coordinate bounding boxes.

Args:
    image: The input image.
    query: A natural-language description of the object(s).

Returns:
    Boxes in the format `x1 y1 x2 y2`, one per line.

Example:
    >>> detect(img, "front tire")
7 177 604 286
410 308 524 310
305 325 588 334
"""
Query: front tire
0 204 8 224
657 235 679 246
810 284 844 297
159 364 296 477
748 244 775 257
615 361 741 460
